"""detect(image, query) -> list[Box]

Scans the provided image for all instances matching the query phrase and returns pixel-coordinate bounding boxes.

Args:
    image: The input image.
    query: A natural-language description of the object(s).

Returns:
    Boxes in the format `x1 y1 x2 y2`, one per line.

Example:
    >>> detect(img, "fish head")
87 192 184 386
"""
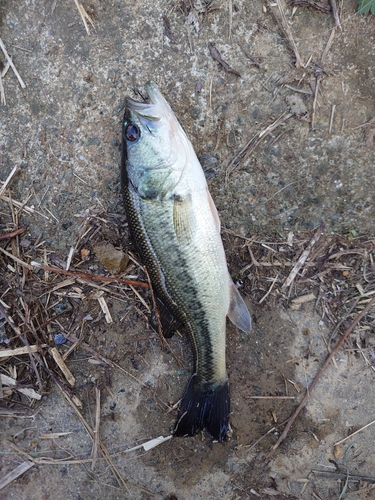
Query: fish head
122 81 186 174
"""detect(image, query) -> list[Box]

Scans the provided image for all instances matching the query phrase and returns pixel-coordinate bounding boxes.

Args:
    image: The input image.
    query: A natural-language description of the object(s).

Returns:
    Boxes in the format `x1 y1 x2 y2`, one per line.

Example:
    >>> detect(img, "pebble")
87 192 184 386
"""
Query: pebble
93 243 129 273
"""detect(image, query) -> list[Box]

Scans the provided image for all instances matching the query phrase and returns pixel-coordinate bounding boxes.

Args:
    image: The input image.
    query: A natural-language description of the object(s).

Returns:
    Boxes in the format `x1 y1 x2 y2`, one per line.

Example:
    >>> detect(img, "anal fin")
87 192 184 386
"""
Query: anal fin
227 281 252 333
151 296 181 339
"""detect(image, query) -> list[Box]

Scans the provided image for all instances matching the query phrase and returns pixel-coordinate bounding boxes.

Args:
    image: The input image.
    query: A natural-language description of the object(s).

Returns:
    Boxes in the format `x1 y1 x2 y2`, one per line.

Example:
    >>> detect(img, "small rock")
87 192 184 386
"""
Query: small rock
54 333 67 345
80 247 90 261
93 243 129 273
286 94 310 122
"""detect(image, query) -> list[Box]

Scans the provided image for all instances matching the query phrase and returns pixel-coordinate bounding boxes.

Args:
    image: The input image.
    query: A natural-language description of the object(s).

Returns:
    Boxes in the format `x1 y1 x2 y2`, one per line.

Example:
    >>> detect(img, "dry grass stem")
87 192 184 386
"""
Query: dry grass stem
0 246 34 270
0 37 26 88
65 246 75 270
97 295 113 323
329 104 336 134
0 462 34 491
0 165 20 197
55 380 129 490
0 194 49 219
329 0 341 28
243 426 276 451
91 386 101 470
334 418 375 447
312 470 375 484
39 432 73 439
0 72 5 105
259 274 279 304
73 0 95 35
321 27 336 65
249 396 295 399
311 74 321 130
274 0 304 67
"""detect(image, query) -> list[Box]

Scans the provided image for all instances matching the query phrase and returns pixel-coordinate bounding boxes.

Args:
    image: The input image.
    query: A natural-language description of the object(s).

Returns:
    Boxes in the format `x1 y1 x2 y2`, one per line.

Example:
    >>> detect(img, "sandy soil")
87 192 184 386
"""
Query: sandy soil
1 1 375 499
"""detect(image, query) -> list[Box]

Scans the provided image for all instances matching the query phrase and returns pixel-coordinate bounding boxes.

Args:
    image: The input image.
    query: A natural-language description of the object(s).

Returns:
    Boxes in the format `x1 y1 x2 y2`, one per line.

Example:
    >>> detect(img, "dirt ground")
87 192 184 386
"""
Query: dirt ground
1 0 375 499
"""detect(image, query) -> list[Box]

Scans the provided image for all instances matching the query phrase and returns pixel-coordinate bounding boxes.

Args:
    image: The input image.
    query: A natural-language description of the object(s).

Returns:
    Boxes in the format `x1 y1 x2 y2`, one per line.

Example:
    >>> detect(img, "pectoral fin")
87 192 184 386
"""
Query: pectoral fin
227 281 252 333
207 189 221 234
173 194 196 243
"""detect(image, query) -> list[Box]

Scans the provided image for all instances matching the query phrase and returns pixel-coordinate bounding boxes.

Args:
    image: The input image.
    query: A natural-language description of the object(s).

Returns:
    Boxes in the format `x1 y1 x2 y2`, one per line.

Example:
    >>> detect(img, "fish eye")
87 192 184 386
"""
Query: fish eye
124 124 140 142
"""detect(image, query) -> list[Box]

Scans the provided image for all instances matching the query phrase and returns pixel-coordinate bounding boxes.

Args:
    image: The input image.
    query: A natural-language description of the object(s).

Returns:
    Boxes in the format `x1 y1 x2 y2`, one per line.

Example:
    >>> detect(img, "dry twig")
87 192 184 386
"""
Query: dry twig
267 294 375 457
0 228 26 241
208 42 241 77
30 261 149 288
329 0 341 28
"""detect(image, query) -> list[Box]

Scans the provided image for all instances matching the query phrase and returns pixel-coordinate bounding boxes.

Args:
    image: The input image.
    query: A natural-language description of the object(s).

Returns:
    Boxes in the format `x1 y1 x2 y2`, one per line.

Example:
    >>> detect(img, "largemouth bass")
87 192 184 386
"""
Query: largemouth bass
121 82 252 441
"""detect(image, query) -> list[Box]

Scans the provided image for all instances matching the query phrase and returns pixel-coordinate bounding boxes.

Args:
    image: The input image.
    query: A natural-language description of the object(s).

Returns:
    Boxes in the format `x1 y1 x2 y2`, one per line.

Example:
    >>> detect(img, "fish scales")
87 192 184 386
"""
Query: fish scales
126 186 229 384
121 82 252 441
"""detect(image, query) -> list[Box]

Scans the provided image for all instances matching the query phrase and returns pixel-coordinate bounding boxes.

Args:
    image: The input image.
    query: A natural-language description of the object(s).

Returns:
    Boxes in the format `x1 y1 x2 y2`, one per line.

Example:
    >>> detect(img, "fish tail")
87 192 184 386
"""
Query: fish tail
174 374 230 442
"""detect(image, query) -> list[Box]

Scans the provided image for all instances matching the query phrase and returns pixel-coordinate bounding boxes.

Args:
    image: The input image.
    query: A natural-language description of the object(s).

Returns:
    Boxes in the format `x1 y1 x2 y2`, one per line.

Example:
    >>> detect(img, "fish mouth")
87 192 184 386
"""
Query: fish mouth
126 81 167 124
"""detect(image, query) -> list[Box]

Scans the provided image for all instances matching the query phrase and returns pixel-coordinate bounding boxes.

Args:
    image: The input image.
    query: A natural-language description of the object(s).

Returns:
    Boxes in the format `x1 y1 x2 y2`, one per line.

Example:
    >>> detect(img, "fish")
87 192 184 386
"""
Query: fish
121 81 252 442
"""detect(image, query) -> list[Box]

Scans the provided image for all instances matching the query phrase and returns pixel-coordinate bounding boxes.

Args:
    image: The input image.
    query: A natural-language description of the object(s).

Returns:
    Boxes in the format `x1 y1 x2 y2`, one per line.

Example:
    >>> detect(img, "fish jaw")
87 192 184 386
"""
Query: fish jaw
123 81 187 175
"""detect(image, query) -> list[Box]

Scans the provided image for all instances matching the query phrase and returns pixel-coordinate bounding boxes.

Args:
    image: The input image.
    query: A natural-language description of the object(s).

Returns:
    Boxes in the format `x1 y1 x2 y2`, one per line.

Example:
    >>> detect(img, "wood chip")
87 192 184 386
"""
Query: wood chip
49 347 76 387
97 296 113 324
291 293 316 304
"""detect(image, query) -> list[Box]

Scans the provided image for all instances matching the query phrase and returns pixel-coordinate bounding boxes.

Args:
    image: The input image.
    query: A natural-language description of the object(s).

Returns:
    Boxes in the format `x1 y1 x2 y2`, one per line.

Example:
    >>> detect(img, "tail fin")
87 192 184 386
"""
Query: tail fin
174 374 230 442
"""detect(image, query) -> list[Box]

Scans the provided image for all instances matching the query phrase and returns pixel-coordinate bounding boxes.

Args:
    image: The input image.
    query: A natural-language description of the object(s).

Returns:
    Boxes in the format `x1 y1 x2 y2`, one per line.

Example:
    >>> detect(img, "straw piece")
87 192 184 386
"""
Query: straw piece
0 374 41 400
0 462 34 491
0 165 20 197
0 37 26 88
0 345 47 358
